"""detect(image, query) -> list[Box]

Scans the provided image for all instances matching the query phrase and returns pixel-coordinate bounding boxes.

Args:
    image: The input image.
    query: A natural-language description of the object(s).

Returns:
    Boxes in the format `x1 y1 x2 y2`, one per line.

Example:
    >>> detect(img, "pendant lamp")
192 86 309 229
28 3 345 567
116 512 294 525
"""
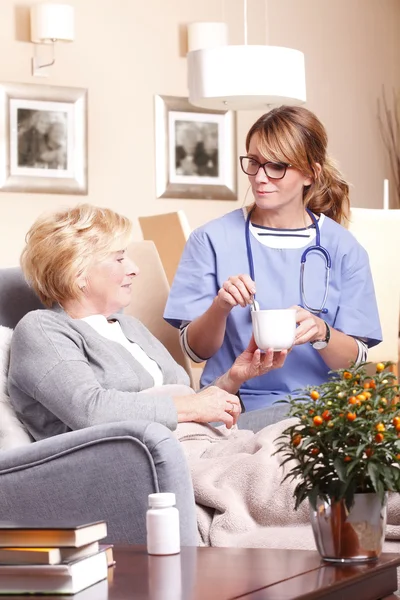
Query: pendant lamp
187 1 306 111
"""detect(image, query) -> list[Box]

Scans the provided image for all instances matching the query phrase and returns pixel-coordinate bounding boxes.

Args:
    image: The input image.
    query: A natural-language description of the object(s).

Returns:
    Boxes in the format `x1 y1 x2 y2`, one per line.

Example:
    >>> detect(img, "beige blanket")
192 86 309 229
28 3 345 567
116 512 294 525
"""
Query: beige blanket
175 418 400 547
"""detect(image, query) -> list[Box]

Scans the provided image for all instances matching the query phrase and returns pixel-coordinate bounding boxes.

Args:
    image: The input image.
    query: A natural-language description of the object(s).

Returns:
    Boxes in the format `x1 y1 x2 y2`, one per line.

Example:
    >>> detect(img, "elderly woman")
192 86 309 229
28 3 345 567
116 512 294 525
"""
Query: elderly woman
8 204 287 442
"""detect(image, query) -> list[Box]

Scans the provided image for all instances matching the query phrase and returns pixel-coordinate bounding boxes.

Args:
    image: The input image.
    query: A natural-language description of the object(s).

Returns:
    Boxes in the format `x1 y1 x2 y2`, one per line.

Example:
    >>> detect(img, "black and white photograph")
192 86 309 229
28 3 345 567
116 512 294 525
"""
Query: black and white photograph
155 95 237 200
17 109 68 171
0 82 87 194
174 120 219 178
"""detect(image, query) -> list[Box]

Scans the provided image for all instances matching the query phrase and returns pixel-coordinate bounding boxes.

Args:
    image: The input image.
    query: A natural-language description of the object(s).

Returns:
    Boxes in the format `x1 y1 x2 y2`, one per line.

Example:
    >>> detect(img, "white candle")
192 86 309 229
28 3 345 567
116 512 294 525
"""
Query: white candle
383 178 389 210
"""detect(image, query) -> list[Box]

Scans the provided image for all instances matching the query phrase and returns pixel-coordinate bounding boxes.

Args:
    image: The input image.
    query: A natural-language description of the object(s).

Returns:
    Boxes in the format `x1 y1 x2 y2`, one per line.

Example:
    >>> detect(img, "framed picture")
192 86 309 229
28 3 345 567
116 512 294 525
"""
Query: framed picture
154 95 237 200
0 82 87 194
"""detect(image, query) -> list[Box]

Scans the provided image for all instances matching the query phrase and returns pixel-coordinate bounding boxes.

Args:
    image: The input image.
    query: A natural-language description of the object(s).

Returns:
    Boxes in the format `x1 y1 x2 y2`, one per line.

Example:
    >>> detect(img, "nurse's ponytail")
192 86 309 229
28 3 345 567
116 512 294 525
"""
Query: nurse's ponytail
305 156 350 225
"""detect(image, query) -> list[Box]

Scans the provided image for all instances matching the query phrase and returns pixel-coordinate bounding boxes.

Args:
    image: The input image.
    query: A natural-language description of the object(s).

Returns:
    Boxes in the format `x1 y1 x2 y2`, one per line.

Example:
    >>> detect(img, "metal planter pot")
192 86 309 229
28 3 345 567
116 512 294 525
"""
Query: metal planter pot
310 493 387 563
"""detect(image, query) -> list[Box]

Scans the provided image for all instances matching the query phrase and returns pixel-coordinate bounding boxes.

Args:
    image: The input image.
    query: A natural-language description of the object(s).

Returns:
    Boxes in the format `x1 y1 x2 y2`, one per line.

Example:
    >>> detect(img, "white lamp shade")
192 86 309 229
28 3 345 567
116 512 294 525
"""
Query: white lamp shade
187 22 228 53
188 45 306 110
30 3 74 43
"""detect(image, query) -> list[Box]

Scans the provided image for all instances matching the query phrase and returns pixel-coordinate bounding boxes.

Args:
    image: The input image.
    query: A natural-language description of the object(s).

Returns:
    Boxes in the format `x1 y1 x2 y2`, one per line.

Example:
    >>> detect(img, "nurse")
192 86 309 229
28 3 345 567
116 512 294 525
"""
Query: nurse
164 106 382 428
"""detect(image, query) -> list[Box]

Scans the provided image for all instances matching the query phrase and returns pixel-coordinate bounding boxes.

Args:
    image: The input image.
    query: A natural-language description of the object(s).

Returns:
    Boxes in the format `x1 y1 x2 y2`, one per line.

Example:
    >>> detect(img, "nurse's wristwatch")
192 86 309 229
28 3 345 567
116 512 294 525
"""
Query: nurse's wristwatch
310 321 331 350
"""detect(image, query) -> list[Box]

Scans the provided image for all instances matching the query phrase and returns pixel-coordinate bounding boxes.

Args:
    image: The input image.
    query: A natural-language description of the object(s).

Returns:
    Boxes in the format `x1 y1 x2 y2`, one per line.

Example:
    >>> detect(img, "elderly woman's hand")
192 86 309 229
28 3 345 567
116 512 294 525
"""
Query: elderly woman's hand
217 335 287 394
174 386 241 429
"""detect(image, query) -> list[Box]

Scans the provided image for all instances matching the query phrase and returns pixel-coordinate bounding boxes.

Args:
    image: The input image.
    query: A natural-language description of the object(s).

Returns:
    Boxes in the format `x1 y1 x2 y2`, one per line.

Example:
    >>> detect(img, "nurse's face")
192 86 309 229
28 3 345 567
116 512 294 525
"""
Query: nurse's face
247 133 312 212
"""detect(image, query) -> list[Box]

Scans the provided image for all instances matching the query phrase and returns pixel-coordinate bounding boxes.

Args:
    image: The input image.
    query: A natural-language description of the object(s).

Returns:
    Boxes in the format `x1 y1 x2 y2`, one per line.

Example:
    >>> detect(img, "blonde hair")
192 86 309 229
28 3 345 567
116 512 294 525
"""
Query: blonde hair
21 204 133 307
245 106 350 224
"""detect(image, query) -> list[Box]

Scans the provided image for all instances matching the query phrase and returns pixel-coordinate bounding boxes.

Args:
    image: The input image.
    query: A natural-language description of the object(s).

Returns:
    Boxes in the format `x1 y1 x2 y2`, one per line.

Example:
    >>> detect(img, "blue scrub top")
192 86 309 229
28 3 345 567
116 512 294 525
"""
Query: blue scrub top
164 209 382 411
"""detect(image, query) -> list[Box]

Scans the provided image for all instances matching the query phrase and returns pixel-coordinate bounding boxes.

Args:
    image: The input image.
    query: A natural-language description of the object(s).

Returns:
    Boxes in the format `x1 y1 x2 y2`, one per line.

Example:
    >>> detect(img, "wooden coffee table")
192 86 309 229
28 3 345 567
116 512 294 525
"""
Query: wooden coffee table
2 545 397 599
103 545 400 600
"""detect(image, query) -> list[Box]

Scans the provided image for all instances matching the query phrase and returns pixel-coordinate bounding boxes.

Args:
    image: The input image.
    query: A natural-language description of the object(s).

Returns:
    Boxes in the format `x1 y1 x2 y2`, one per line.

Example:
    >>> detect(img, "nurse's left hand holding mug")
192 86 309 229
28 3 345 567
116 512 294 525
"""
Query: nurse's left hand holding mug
217 274 256 310
292 305 326 345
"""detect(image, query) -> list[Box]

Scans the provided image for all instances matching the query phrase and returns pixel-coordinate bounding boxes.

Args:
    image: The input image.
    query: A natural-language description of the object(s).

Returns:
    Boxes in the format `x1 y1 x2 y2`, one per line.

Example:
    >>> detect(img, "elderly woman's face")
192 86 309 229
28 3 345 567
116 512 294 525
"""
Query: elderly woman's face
83 249 138 315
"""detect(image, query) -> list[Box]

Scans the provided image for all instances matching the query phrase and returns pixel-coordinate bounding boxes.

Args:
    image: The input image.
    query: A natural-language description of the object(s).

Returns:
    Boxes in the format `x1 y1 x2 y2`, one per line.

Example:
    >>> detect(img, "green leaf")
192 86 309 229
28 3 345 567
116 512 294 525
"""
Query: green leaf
356 443 367 457
308 485 320 510
333 458 347 482
346 458 362 476
367 462 380 493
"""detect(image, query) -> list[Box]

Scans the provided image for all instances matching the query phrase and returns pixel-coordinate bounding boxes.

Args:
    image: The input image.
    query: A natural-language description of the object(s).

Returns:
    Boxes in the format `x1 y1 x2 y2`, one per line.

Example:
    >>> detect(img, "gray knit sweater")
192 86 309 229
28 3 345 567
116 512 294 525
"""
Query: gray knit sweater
8 305 190 441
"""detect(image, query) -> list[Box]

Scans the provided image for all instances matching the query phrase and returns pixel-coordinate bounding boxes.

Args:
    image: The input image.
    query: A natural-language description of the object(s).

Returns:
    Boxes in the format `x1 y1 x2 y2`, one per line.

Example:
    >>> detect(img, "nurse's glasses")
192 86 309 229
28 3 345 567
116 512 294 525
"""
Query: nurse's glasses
239 157 291 180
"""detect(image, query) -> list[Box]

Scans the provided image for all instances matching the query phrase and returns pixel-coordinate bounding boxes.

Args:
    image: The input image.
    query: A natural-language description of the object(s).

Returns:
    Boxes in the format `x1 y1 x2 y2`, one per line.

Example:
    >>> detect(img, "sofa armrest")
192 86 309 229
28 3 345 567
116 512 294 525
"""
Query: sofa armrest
0 421 198 545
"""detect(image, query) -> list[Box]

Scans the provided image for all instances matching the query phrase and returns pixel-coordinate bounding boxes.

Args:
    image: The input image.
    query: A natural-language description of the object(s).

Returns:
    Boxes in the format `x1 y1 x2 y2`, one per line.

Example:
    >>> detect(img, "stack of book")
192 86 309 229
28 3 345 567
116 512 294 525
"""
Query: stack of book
0 519 114 595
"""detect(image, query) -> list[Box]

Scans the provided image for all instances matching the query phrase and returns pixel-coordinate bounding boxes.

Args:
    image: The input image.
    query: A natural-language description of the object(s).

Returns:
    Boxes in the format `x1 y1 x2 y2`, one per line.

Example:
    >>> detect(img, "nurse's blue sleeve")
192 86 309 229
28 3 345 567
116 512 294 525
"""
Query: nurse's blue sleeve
334 244 382 348
164 229 218 328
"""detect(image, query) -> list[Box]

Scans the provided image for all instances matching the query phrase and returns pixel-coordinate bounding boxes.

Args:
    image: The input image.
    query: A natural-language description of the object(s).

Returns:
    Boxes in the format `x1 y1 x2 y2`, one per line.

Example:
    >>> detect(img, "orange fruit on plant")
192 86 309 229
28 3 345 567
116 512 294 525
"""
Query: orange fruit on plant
376 423 385 432
348 396 358 405
363 382 371 389
347 412 356 422
343 371 352 379
310 390 320 400
344 456 352 462
292 434 302 447
393 417 400 427
322 410 332 421
313 416 323 426
310 447 319 456
376 363 385 373
369 380 376 389
375 433 384 443
356 394 366 401
365 448 374 458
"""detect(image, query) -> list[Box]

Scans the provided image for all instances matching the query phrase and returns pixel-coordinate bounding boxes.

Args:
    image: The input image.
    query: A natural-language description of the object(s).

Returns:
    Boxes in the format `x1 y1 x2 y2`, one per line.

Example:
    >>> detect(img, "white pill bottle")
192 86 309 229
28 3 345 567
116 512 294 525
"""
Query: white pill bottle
146 492 181 555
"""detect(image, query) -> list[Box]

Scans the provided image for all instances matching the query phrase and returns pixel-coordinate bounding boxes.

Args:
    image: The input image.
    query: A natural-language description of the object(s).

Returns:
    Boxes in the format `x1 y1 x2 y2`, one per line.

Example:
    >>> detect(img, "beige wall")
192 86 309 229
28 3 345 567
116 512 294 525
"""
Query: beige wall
0 0 399 266
267 0 400 210
0 0 265 266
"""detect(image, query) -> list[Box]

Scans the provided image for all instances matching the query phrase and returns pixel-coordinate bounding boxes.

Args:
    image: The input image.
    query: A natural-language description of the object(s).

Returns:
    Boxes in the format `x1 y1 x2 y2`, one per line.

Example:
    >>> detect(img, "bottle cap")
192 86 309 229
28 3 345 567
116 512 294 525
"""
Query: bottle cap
148 492 176 508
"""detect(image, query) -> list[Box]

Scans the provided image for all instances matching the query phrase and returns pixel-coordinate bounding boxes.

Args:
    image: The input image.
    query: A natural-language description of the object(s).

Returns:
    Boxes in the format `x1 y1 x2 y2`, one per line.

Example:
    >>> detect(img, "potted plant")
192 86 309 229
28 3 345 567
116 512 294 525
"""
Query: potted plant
275 361 400 563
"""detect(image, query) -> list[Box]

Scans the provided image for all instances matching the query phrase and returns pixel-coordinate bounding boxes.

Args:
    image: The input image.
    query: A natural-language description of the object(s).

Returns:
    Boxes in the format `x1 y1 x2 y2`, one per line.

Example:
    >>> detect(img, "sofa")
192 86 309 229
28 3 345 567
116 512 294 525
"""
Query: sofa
0 265 198 546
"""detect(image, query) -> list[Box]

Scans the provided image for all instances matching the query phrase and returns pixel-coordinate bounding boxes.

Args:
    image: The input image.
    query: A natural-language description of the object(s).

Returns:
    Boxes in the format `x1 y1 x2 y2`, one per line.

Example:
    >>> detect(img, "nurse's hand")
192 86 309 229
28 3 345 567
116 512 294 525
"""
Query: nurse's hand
174 386 241 429
216 274 256 310
292 305 326 345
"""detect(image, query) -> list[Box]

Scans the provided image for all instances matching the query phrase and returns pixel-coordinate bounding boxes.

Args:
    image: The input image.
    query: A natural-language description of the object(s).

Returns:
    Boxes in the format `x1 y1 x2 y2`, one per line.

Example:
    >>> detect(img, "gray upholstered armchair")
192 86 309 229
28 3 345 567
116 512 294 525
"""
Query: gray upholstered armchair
0 264 198 545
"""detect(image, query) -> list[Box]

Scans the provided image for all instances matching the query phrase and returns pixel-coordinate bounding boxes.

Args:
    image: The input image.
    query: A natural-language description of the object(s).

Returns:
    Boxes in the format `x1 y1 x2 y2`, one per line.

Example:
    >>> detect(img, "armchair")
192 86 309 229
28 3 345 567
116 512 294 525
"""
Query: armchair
0 265 198 545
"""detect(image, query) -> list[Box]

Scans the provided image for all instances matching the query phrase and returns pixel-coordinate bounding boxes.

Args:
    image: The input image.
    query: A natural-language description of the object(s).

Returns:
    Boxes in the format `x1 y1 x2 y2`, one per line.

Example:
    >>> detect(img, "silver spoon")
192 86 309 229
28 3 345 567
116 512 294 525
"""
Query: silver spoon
250 297 260 312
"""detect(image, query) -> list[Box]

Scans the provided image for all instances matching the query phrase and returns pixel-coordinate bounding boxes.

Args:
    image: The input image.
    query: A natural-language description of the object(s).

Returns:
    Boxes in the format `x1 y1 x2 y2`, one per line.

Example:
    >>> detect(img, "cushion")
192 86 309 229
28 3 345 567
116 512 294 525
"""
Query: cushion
0 326 31 450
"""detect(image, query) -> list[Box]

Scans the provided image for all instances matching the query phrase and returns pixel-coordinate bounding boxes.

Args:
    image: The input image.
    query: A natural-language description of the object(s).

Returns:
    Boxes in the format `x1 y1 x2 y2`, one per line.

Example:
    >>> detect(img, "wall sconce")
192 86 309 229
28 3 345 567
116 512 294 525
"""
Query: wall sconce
30 2 74 77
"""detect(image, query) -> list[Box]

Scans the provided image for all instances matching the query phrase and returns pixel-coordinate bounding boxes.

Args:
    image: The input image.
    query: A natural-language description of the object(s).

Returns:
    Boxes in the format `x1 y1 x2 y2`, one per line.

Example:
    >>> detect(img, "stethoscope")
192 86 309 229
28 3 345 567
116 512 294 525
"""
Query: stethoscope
245 207 331 315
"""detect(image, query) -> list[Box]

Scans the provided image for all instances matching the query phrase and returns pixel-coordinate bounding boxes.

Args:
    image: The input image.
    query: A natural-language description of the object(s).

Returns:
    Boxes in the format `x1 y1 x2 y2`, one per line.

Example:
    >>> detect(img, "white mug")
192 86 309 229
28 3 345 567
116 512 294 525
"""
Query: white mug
251 308 297 351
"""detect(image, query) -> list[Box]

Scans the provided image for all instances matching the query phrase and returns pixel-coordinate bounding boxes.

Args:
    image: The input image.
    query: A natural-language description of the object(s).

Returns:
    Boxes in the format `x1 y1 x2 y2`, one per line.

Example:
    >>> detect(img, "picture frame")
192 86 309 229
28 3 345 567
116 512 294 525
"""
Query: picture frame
154 94 237 200
0 82 87 194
